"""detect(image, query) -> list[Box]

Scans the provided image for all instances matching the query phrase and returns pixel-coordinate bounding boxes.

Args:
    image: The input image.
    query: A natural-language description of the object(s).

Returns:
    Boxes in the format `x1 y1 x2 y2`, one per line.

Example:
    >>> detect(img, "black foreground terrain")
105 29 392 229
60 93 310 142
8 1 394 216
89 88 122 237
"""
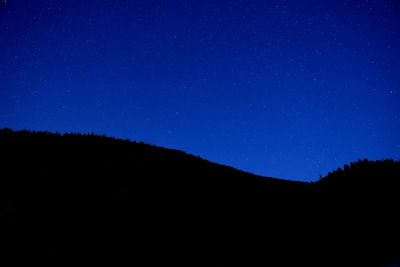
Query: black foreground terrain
0 129 399 266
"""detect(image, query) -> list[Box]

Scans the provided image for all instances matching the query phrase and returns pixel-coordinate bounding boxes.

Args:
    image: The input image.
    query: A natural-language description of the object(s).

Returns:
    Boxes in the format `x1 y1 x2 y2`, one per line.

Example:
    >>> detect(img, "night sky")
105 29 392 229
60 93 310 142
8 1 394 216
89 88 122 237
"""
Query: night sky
1 0 399 181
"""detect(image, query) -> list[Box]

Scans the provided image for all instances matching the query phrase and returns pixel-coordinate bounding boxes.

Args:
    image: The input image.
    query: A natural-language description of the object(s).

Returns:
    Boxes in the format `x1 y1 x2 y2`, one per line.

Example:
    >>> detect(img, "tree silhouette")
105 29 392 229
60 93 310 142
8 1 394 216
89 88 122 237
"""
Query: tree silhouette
0 128 399 266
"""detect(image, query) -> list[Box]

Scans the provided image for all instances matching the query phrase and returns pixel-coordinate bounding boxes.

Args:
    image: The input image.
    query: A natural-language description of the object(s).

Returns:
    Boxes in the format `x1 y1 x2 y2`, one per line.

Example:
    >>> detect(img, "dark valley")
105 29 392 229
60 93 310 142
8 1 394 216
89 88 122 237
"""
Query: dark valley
0 129 399 266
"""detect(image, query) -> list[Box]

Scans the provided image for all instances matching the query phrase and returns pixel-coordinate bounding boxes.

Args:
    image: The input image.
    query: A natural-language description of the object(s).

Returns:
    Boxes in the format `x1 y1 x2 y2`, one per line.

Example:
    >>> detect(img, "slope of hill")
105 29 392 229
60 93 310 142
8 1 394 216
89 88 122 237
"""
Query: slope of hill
0 129 399 266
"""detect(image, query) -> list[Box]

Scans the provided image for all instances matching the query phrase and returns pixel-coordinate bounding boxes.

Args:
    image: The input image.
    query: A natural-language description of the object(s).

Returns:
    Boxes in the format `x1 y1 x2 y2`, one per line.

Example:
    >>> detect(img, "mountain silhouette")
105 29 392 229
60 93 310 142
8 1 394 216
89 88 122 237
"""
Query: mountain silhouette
0 128 399 266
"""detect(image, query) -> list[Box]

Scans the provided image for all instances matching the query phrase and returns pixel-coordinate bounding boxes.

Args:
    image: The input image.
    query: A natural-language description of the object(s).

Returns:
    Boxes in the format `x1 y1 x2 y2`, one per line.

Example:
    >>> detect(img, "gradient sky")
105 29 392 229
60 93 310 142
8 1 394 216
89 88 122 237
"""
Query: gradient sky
1 0 399 181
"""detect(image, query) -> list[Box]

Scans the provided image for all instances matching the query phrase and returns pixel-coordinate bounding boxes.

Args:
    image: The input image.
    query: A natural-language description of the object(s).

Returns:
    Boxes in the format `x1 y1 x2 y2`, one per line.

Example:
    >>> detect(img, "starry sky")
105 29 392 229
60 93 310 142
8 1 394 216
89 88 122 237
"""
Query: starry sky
1 0 399 181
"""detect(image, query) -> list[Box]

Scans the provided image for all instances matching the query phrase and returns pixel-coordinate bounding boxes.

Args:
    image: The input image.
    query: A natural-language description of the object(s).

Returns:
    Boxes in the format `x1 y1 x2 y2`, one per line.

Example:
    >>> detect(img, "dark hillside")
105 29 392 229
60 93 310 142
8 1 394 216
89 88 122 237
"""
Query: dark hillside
0 129 399 266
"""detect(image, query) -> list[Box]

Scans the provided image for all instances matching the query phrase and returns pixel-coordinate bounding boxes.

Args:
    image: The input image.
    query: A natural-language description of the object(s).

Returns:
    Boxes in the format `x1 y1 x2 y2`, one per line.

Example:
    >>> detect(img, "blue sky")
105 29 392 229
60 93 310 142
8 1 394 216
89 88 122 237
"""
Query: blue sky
1 0 399 181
